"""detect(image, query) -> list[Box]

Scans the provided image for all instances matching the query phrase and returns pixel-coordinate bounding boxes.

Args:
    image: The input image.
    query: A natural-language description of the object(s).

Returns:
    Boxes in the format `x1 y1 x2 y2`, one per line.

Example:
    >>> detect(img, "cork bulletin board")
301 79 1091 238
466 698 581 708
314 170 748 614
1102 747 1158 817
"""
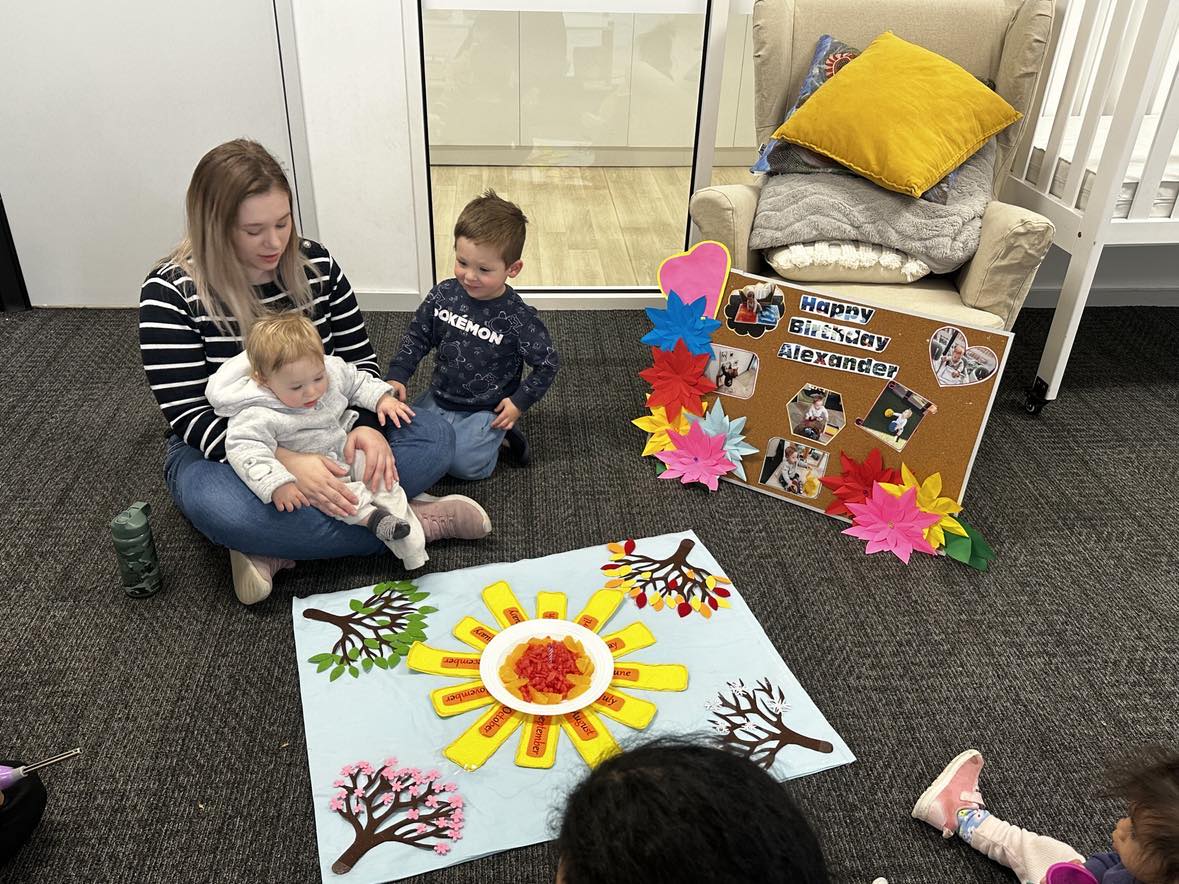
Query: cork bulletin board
708 270 1012 516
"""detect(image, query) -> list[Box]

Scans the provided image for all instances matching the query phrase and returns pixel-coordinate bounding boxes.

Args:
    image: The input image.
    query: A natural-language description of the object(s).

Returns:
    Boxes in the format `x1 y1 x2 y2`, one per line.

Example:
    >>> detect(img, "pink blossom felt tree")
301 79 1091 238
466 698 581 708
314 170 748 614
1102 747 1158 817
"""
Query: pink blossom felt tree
328 758 465 874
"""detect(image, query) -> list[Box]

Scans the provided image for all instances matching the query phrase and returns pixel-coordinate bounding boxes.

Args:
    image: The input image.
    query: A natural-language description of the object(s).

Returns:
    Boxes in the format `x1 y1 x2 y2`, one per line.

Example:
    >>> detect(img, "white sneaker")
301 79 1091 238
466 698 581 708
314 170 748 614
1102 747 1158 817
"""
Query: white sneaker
229 550 295 605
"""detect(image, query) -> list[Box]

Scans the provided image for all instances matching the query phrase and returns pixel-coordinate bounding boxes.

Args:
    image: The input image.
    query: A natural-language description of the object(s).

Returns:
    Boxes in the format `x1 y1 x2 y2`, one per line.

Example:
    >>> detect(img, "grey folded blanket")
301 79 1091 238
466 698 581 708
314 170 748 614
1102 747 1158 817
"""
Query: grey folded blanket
749 139 996 274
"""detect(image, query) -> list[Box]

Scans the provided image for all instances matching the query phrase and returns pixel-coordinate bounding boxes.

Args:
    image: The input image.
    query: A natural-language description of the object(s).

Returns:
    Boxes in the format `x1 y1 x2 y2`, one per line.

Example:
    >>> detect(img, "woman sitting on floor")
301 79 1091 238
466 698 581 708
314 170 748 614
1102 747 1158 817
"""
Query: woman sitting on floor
139 139 491 605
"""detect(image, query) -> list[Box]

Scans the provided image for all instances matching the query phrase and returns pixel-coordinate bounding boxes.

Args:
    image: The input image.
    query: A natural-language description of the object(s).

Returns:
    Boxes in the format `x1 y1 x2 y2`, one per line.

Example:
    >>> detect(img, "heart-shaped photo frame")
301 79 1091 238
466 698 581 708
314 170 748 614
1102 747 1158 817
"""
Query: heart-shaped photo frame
657 241 731 319
929 326 998 387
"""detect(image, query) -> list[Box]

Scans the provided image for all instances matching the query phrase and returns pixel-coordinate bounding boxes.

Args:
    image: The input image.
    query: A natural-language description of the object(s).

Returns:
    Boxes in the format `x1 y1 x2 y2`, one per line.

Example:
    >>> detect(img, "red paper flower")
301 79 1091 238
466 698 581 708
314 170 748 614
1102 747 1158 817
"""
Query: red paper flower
654 422 735 492
638 341 715 421
819 448 902 517
842 484 940 564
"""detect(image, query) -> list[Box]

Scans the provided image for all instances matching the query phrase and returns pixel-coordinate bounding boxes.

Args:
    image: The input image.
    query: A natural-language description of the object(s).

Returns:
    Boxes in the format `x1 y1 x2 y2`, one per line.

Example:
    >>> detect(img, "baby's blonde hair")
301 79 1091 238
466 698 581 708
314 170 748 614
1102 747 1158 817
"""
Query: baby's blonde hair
246 312 324 378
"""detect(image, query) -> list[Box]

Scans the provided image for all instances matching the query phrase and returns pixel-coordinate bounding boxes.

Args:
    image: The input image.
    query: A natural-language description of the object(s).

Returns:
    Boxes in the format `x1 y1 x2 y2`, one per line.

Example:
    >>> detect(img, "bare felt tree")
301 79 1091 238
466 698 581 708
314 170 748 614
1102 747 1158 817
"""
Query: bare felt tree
601 537 732 618
328 759 465 874
303 580 435 681
707 678 833 770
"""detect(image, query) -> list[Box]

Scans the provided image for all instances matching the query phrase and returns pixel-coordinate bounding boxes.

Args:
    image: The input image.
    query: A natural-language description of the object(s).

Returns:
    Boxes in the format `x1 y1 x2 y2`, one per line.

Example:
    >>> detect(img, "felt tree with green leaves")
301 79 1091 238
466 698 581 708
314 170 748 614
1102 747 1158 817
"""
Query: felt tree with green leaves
303 581 435 681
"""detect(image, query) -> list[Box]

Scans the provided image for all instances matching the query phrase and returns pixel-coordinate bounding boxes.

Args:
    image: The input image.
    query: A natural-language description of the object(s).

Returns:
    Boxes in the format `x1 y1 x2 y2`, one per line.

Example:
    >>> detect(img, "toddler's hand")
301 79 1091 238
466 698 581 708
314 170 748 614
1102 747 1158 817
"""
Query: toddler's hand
273 482 309 512
491 397 521 430
376 392 415 428
386 379 408 401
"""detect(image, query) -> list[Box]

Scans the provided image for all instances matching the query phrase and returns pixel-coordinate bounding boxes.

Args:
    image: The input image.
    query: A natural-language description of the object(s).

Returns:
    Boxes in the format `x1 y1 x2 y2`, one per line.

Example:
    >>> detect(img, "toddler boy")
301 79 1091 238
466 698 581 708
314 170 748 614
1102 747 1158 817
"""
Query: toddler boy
386 190 559 480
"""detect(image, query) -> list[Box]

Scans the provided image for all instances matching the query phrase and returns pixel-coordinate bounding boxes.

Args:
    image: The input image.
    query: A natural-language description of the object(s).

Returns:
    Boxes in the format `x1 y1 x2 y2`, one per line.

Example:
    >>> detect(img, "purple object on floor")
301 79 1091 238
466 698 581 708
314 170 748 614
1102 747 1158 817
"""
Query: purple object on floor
1045 862 1099 884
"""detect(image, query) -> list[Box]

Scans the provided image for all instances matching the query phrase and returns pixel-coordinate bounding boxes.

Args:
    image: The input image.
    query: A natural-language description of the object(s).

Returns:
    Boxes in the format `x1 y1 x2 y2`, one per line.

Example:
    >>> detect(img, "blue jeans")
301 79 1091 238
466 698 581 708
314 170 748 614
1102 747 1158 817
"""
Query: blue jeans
413 391 505 481
163 410 455 559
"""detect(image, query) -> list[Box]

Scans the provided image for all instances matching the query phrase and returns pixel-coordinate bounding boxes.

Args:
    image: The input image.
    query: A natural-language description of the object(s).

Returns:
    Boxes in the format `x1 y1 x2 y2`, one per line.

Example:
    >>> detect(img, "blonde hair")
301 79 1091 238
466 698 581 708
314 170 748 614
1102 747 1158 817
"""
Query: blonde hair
454 189 528 265
245 312 324 379
164 139 315 336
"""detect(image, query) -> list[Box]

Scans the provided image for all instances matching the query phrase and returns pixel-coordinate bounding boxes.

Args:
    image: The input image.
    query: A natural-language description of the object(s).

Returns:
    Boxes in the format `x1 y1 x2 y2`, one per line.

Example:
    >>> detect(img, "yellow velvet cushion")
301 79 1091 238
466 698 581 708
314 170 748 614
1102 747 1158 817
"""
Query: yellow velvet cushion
775 32 1020 198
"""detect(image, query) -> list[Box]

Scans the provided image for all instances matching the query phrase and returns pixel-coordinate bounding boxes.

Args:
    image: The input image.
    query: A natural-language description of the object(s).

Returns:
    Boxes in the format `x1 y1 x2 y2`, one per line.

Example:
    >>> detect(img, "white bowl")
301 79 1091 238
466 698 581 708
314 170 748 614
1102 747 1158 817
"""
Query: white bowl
479 619 614 716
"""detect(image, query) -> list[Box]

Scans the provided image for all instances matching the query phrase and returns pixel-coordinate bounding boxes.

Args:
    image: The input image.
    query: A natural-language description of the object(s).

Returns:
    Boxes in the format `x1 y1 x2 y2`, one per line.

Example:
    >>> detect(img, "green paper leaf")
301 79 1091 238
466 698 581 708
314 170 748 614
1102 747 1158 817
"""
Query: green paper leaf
308 653 334 664
373 656 389 670
968 553 990 571
359 606 378 616
349 598 365 613
348 666 359 678
316 659 333 673
362 658 373 672
380 633 398 642
418 606 438 614
407 591 428 603
405 629 426 642
363 638 381 649
375 618 391 627
329 665 345 682
386 652 401 669
943 532 973 565
348 647 361 661
962 522 996 560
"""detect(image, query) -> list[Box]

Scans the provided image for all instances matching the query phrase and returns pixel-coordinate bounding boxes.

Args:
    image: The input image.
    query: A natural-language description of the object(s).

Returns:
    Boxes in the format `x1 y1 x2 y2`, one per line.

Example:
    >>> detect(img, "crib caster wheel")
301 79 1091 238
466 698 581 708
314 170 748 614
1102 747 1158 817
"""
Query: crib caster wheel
1024 377 1050 416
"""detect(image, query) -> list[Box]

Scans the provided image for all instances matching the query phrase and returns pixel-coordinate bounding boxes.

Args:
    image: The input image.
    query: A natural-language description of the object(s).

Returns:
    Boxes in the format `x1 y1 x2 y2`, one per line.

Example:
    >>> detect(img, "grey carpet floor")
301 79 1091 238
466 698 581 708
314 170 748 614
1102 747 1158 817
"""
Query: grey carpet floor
1 305 1176 884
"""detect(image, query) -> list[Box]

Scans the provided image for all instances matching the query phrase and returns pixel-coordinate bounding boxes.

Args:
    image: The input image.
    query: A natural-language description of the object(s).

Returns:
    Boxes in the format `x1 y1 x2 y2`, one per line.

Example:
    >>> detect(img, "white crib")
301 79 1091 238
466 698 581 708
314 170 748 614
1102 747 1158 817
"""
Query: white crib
1000 0 1179 413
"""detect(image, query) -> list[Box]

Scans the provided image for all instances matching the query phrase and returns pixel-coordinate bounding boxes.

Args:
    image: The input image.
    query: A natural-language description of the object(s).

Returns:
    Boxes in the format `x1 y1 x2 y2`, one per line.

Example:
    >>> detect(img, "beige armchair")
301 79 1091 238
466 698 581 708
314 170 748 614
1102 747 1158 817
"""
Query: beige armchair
690 0 1056 331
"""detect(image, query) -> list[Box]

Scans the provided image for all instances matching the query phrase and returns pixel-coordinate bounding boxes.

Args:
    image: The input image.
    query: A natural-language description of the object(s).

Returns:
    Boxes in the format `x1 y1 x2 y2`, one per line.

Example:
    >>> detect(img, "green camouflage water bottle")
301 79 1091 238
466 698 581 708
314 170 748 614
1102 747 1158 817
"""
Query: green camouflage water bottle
111 502 162 598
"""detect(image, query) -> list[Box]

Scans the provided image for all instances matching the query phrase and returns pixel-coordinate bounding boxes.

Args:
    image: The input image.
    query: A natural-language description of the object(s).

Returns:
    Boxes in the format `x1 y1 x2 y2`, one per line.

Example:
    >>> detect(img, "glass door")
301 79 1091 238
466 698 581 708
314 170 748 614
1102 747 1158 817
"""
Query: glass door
420 0 729 293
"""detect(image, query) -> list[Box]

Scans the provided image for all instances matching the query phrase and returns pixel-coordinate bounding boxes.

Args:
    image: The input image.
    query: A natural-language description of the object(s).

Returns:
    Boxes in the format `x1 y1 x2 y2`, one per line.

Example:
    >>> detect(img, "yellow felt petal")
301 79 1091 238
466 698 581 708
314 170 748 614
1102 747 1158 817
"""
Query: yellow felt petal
924 472 943 500
900 463 919 488
942 516 969 537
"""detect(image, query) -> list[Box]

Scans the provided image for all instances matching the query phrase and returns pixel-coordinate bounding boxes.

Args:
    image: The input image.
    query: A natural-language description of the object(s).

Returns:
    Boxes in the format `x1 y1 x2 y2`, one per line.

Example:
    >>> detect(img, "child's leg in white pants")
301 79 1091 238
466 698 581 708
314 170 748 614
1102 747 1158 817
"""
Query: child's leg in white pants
334 452 428 570
964 813 1084 884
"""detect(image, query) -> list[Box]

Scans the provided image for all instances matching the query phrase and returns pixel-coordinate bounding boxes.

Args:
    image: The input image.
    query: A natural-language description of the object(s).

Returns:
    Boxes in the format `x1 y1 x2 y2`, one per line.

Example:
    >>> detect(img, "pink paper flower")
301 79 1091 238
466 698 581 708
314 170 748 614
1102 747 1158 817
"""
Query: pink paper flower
655 422 736 492
332 778 346 788
329 796 345 812
842 484 940 564
447 828 463 840
425 795 438 808
352 788 365 798
416 824 427 834
381 757 398 768
409 786 419 798
425 769 441 781
434 843 451 856
407 808 419 820
357 761 374 775
443 783 458 792
340 764 356 776
381 793 396 806
448 795 465 808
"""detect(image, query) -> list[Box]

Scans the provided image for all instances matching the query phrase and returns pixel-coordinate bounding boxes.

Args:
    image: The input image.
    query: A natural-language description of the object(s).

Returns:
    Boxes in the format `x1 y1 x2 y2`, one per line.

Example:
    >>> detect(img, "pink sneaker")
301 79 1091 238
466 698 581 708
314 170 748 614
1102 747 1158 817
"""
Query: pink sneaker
229 550 295 605
410 494 491 542
912 749 985 838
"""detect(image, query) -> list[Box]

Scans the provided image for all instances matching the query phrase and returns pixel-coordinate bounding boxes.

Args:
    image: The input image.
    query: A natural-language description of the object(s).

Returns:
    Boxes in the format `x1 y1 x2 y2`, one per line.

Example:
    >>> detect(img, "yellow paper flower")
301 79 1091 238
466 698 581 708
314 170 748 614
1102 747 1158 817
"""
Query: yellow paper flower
631 404 693 457
879 464 968 549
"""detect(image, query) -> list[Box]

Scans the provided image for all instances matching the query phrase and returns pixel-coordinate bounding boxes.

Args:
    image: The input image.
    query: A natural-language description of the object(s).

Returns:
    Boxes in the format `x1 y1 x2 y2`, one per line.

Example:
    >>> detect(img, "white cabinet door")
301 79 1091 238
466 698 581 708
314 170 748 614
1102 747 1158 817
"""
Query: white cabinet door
0 0 294 307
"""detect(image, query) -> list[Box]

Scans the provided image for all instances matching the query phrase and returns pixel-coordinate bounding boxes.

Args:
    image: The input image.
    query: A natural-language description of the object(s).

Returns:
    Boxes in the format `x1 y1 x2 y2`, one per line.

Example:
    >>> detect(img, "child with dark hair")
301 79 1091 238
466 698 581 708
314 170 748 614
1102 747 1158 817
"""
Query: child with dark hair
556 740 830 884
912 747 1179 884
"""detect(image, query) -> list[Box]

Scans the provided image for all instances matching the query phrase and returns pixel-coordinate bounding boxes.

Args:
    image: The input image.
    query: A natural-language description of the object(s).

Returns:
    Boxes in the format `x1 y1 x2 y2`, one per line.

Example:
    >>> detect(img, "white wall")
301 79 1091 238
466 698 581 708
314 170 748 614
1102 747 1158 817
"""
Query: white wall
290 0 425 305
0 1 295 308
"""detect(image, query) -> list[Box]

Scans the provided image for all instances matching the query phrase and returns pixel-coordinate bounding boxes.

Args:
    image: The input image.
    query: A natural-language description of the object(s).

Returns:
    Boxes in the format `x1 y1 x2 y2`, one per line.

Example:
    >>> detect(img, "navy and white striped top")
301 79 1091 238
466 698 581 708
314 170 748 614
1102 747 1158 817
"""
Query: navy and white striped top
139 239 379 463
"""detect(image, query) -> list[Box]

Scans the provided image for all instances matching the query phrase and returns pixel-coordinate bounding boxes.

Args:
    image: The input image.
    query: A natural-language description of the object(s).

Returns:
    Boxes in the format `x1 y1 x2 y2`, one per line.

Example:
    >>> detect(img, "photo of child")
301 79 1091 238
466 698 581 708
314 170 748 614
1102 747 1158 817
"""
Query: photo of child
930 326 999 386
758 437 829 499
705 345 760 399
787 385 846 445
724 281 785 336
855 381 937 453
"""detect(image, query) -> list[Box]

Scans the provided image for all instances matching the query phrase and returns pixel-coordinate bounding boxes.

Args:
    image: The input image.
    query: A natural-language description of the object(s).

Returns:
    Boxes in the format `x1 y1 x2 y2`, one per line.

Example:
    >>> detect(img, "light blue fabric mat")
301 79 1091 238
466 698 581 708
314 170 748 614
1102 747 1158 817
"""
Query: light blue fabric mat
292 530 855 883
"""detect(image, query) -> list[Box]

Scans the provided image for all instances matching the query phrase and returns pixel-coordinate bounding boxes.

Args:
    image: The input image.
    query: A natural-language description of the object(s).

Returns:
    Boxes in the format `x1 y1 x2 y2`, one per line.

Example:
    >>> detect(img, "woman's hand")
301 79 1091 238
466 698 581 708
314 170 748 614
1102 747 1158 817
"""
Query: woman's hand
345 425 397 490
275 448 358 517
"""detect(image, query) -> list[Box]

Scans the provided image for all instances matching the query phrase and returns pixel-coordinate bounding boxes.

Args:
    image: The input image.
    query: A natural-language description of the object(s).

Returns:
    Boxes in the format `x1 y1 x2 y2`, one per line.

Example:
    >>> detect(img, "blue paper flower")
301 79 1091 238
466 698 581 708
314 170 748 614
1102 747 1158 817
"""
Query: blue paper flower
641 290 722 355
687 398 759 481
